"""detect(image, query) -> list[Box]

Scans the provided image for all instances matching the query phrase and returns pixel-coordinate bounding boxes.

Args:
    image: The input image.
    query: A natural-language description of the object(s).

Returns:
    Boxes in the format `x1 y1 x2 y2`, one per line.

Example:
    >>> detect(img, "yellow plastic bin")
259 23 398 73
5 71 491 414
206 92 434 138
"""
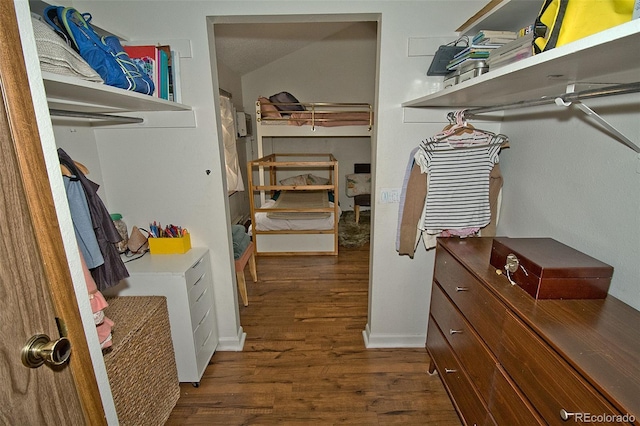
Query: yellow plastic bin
148 233 191 254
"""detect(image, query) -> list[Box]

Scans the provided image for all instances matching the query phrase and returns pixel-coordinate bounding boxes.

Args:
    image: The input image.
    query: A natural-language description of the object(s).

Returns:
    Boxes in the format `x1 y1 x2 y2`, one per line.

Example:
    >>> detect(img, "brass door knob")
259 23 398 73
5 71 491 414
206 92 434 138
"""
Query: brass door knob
21 334 71 368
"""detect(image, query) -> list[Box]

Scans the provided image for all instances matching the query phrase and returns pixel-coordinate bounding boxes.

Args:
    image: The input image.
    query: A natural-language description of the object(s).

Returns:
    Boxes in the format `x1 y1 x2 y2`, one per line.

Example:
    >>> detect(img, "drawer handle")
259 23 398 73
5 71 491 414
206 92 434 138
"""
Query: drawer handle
455 286 469 292
449 329 463 335
191 257 204 269
201 329 213 348
560 409 574 421
192 272 206 287
198 308 211 326
196 287 208 303
444 368 457 374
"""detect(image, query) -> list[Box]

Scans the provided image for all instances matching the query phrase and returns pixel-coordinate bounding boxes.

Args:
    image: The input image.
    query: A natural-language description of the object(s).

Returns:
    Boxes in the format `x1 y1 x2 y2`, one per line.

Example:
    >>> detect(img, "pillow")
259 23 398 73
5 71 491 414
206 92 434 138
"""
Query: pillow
306 174 330 185
345 173 371 197
279 174 308 186
32 17 103 82
269 91 306 112
258 97 281 119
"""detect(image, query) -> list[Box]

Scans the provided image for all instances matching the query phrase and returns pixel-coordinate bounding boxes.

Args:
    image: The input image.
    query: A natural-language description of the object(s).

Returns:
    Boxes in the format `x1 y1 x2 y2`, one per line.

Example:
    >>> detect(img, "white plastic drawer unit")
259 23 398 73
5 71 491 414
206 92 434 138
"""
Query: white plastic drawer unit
103 248 218 386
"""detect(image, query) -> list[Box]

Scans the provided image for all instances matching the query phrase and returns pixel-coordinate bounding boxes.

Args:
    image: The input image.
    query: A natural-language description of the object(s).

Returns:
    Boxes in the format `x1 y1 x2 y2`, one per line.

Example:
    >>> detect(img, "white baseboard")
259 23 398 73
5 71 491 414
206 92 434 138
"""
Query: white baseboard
362 323 426 348
215 327 246 351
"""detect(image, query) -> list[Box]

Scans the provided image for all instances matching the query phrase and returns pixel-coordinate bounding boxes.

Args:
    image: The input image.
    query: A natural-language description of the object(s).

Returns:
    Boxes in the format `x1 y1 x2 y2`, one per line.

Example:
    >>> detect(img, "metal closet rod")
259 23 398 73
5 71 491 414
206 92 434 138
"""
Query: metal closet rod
463 81 640 116
49 109 144 124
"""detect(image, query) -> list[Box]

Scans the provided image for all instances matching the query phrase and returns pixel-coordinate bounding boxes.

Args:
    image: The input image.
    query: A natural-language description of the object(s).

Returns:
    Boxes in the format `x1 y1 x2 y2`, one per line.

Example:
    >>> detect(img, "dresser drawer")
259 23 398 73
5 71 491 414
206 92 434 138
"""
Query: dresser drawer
427 317 493 426
190 284 213 331
499 311 621 425
193 307 215 350
430 283 498 402
188 265 209 305
185 254 208 288
435 248 507 352
488 364 545 425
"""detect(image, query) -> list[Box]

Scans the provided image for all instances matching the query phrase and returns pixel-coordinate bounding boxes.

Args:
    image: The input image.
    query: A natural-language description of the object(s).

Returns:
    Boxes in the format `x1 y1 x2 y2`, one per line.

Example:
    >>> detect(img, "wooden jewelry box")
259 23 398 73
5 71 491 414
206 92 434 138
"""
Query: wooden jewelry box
489 237 613 299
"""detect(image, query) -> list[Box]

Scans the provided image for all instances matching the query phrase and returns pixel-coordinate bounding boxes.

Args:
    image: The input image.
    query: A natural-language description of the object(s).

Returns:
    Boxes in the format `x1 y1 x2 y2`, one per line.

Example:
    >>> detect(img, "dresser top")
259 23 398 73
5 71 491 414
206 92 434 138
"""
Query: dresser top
438 237 640 419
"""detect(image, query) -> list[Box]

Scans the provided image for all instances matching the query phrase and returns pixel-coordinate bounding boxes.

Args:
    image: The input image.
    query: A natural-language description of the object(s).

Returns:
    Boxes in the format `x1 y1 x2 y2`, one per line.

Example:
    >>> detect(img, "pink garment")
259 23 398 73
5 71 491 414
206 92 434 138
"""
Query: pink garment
441 228 480 237
79 250 114 349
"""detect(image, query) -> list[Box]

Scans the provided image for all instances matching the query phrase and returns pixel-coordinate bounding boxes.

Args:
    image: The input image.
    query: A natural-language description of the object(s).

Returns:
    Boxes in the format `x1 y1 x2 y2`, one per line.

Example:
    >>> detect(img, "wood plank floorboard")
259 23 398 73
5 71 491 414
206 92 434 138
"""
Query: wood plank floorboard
166 243 461 425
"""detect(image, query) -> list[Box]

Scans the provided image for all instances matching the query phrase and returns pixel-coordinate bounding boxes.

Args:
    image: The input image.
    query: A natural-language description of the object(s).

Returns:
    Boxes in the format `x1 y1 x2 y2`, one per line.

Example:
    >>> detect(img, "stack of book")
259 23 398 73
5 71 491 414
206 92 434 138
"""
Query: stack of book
446 30 517 72
123 44 181 102
487 26 535 70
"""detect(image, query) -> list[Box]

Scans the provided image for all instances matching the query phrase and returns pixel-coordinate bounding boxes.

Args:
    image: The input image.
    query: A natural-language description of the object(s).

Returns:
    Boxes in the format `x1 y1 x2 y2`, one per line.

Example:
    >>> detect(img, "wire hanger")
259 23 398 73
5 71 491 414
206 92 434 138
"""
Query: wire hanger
425 110 508 150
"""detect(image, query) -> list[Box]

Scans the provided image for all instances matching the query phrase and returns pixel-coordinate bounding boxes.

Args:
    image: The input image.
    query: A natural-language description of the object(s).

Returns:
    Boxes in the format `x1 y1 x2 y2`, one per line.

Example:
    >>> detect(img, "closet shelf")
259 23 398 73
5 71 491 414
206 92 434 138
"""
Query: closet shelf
403 19 640 109
42 71 191 114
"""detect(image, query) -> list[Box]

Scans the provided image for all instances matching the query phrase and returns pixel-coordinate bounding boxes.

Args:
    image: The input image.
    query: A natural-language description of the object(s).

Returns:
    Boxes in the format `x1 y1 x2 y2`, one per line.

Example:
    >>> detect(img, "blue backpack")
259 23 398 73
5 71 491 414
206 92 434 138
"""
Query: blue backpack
44 6 155 95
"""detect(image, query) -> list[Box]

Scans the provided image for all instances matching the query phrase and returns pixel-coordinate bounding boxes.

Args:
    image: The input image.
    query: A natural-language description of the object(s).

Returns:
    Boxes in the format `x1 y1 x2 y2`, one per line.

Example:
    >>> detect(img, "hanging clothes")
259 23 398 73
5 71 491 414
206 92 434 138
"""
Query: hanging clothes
397 111 507 255
396 147 427 258
415 137 503 231
64 175 104 269
59 148 129 290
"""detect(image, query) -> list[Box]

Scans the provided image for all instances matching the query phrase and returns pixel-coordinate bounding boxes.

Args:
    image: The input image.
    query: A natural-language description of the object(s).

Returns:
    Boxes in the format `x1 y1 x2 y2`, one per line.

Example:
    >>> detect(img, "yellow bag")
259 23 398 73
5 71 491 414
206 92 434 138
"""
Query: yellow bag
534 0 634 54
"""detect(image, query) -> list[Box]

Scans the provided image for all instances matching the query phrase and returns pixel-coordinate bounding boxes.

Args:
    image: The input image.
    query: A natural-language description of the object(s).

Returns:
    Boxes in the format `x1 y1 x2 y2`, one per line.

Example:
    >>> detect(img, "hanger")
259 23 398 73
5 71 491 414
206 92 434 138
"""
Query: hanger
60 160 89 177
424 110 510 151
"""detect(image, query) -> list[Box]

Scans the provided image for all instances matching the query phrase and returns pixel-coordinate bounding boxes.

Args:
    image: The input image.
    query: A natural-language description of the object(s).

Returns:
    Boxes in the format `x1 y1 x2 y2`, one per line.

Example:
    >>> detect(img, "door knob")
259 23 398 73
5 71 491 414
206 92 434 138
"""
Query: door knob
21 334 71 368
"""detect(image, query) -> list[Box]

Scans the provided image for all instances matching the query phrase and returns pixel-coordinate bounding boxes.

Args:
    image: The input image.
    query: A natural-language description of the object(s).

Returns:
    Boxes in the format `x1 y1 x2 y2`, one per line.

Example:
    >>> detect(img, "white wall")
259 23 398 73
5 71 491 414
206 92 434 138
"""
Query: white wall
497 94 640 310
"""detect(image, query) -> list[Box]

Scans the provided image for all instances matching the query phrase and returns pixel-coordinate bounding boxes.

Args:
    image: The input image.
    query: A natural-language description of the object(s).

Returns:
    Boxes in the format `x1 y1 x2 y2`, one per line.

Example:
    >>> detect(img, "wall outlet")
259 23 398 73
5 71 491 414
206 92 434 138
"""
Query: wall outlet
379 188 400 204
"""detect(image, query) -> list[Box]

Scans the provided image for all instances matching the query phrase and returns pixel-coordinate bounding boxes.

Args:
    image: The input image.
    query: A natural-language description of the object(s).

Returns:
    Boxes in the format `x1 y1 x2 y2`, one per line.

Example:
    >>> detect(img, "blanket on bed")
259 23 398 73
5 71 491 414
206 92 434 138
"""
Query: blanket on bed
266 190 331 220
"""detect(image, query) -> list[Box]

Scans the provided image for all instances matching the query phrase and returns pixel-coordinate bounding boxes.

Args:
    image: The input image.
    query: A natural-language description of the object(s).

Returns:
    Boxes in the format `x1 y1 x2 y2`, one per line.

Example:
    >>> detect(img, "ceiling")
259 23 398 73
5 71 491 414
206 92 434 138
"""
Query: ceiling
213 21 356 76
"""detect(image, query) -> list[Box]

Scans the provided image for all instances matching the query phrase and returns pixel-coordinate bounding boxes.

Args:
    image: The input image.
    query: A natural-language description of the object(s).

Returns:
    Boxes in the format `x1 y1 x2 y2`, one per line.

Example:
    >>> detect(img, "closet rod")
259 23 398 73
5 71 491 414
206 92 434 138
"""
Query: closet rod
463 81 640 116
49 109 144 124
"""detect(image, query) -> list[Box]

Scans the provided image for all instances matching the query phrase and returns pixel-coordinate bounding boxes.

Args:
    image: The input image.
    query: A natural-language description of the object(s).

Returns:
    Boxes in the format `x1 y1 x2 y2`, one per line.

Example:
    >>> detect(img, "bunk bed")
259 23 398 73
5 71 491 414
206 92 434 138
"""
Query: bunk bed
248 153 341 255
249 96 373 256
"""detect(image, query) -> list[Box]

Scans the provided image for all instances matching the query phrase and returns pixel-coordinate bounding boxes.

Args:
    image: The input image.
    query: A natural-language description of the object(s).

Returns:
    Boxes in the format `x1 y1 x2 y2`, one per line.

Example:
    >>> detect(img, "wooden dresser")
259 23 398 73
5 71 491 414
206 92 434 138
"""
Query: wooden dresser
427 238 640 425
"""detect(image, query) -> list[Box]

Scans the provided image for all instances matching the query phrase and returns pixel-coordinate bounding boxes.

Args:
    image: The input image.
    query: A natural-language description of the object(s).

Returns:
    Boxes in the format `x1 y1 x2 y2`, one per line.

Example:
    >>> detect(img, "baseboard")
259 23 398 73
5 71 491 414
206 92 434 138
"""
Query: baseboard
362 323 426 348
215 327 246 351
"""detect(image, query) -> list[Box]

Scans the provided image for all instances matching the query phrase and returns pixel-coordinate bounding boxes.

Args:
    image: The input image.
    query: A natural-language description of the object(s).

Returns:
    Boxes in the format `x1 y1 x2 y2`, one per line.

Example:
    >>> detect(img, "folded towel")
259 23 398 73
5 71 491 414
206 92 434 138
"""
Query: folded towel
231 225 250 259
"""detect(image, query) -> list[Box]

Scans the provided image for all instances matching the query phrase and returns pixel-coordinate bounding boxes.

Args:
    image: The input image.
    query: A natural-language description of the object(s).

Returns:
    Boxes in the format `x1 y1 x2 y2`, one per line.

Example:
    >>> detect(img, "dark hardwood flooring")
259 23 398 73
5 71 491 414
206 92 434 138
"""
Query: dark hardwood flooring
166 243 460 425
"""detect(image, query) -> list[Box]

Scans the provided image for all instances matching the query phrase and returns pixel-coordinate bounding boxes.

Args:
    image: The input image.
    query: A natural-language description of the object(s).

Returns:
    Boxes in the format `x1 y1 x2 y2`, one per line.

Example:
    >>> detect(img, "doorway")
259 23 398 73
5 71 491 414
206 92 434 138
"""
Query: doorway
208 13 378 320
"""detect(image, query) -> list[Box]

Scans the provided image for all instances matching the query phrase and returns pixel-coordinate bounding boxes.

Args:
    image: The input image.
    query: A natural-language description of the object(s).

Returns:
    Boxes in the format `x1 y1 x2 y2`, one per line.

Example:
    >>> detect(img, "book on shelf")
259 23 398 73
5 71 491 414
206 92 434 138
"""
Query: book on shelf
487 34 534 69
170 51 182 103
157 47 170 100
453 44 500 59
472 29 517 46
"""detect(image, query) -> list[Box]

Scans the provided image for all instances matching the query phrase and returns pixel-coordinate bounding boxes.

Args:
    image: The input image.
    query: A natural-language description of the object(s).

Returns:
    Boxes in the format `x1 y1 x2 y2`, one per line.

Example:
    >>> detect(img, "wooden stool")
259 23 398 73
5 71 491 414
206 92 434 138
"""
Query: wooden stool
235 241 257 306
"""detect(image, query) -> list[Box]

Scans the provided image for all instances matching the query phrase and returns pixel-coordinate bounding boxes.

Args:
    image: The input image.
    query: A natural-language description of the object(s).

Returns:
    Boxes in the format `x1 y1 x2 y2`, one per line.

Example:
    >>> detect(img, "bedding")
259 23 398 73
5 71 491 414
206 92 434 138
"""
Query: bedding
257 96 373 128
267 190 331 220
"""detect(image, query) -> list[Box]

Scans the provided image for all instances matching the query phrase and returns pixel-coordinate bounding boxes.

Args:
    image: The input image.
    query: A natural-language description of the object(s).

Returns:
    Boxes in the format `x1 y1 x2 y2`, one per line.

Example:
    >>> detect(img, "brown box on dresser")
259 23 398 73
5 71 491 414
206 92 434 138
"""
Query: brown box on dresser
489 237 613 299
427 237 639 426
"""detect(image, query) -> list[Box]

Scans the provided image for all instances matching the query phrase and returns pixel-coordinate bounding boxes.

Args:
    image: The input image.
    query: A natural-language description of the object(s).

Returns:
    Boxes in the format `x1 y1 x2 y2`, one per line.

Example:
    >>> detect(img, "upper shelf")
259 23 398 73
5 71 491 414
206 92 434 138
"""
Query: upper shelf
403 19 640 108
456 0 542 35
42 72 191 114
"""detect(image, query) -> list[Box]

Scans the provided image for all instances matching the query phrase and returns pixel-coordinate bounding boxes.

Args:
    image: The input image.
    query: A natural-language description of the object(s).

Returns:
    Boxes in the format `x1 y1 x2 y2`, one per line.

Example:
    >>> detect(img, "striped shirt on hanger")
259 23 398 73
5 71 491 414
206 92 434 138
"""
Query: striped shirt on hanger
414 135 503 231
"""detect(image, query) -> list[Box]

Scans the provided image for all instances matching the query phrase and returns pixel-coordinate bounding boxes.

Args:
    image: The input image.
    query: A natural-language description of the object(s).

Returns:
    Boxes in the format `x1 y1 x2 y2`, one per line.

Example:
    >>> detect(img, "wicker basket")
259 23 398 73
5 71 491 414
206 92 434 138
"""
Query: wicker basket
103 296 180 425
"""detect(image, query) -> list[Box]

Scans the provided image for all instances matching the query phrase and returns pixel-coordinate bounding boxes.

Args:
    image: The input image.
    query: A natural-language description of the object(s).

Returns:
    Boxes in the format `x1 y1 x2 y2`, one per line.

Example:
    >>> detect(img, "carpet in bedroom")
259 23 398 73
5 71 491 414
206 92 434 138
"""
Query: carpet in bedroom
338 210 370 247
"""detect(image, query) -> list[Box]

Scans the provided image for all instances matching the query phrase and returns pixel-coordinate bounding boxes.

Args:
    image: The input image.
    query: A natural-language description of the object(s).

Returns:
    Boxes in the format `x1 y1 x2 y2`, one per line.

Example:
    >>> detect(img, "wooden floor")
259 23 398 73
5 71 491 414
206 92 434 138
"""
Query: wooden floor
166 243 461 425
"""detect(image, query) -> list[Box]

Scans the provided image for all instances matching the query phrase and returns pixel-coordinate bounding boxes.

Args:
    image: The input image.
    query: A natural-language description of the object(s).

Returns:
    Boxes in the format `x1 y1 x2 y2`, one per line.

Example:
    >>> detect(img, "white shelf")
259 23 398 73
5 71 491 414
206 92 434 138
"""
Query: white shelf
457 0 541 35
403 19 640 109
43 72 191 114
